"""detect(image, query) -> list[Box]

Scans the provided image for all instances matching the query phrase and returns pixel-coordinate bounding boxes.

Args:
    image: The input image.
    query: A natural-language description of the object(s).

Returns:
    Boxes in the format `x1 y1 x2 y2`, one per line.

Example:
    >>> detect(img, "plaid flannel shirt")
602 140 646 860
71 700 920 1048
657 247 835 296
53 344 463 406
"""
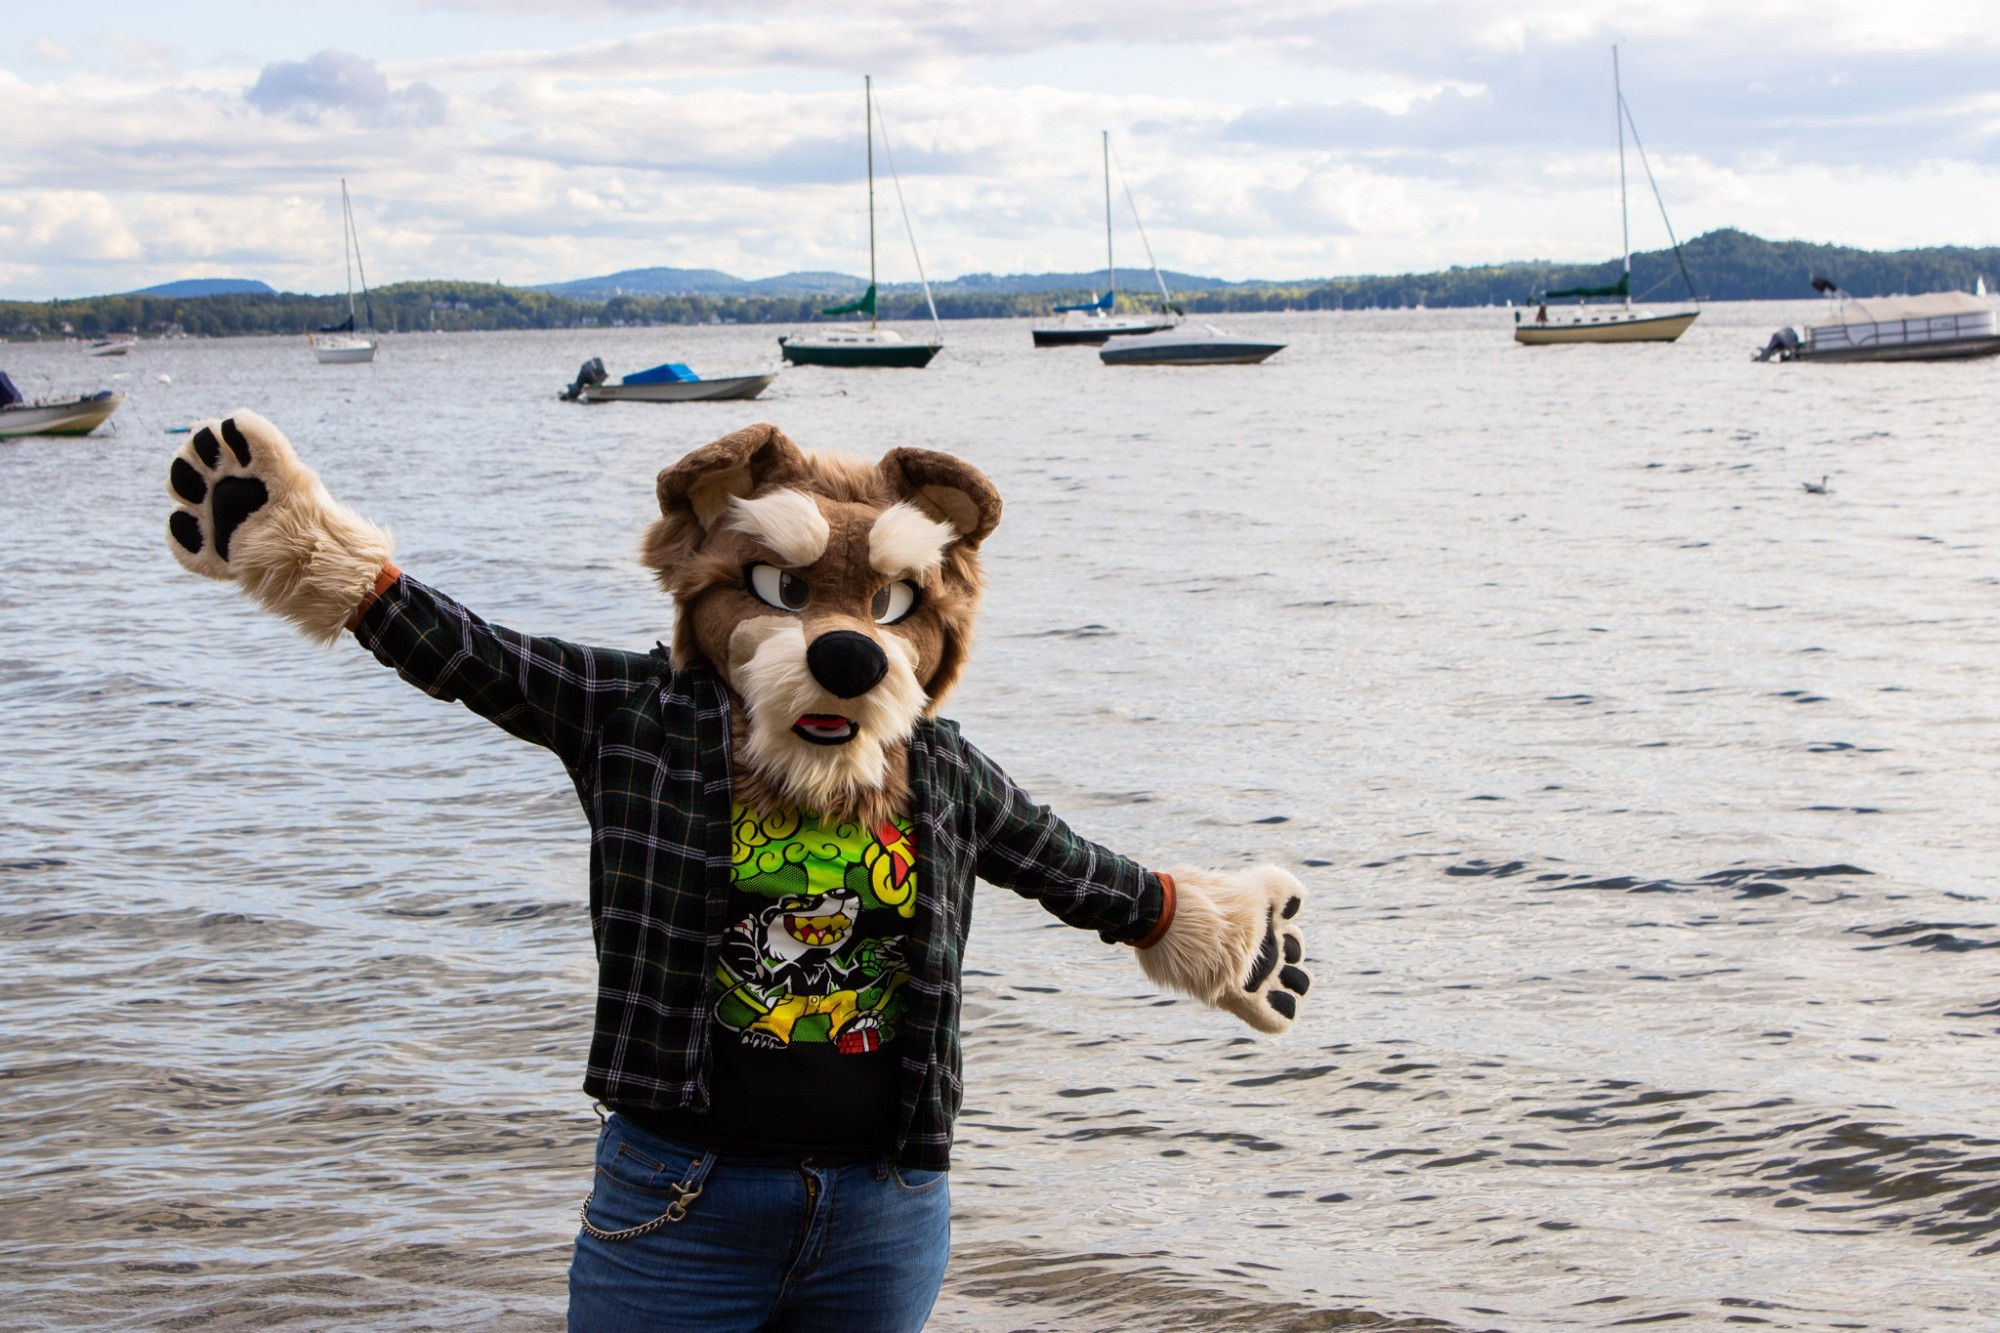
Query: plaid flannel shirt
353 573 1165 1169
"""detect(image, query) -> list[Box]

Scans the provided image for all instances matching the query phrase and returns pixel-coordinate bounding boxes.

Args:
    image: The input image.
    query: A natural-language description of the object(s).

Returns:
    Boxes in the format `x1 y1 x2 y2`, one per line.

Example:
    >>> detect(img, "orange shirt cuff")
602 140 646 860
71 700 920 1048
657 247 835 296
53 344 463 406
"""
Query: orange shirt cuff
1133 871 1176 950
346 563 403 632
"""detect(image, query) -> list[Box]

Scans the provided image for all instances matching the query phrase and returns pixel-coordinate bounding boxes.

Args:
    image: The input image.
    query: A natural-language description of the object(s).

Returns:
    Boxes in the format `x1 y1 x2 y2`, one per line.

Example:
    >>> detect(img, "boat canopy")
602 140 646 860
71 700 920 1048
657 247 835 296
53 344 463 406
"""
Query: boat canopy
821 285 877 318
623 362 699 385
0 371 20 408
1545 274 1631 300
1816 291 1989 326
1054 290 1115 314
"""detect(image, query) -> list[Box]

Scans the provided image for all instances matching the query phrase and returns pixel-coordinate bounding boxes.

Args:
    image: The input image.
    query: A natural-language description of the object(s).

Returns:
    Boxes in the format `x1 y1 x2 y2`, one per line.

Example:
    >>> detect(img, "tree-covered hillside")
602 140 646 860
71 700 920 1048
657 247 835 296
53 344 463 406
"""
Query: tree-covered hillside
8 230 1999 340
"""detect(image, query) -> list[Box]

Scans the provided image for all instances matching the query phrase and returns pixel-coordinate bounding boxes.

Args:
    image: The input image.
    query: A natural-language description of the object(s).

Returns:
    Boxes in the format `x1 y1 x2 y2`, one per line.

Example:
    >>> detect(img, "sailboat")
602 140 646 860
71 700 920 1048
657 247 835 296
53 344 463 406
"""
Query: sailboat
780 76 942 369
1515 48 1699 346
309 179 378 364
1032 132 1177 347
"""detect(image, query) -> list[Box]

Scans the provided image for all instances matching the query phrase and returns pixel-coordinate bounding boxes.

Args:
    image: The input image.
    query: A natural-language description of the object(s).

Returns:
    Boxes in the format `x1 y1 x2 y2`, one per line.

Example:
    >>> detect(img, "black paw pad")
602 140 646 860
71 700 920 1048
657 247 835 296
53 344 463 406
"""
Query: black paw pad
1267 991 1297 1021
192 426 221 469
211 475 270 561
169 510 203 554
170 458 208 504
1283 935 1302 965
1281 896 1301 920
1279 965 1310 995
221 417 252 466
1245 925 1280 992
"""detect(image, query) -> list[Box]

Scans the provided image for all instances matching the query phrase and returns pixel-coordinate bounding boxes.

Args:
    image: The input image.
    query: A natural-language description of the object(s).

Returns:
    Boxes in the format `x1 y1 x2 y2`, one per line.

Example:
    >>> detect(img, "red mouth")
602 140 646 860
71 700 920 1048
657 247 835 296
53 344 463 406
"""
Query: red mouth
792 714 858 746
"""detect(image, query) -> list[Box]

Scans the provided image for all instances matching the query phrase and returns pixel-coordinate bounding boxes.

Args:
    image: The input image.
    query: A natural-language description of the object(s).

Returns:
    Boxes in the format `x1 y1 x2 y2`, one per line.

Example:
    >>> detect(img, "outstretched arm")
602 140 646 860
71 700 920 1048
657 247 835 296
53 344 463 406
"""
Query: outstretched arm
165 410 657 766
962 739 1311 1035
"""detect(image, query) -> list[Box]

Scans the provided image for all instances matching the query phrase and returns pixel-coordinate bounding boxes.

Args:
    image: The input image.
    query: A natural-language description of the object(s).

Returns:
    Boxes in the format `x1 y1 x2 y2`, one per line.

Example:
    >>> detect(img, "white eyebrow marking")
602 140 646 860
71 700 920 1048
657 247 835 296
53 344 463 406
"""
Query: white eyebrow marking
727 488 830 566
869 501 955 577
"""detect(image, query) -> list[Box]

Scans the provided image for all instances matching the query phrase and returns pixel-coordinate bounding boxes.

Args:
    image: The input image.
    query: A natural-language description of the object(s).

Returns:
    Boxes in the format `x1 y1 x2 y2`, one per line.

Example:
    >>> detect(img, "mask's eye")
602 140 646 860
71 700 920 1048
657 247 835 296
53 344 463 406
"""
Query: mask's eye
871 580 918 625
748 563 809 611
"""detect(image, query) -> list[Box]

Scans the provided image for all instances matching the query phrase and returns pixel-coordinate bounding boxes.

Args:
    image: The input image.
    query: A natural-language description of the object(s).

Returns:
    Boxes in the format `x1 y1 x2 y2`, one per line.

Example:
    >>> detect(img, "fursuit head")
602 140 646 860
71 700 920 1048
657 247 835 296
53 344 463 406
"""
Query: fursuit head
642 422 999 827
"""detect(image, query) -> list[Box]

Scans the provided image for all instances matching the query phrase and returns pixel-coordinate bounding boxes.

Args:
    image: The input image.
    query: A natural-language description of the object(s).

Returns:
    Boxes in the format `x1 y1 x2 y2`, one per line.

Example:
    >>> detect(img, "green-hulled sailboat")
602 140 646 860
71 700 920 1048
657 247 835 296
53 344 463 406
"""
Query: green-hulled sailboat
780 76 942 369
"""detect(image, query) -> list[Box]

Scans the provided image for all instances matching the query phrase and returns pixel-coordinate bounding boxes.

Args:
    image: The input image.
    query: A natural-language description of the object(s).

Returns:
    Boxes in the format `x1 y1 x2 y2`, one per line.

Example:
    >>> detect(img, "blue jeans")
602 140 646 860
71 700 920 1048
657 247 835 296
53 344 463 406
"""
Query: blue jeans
567 1115 951 1332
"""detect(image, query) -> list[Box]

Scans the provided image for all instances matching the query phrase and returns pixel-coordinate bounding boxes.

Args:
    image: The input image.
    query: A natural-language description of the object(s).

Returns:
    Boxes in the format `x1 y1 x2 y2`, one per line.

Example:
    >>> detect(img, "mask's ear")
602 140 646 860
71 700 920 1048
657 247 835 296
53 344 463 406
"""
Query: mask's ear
657 423 811 528
877 448 1002 548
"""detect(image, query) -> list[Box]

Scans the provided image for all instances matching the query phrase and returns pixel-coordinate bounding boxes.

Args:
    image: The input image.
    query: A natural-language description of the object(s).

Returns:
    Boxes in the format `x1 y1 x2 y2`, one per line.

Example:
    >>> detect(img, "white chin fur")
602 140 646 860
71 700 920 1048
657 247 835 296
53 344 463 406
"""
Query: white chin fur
732 621 928 812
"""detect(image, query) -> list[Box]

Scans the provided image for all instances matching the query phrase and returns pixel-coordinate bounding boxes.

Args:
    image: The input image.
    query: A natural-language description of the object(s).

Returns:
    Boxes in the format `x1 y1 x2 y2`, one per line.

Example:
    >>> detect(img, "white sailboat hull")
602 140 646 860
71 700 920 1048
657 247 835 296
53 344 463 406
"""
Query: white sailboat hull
310 336 378 363
1515 310 1698 344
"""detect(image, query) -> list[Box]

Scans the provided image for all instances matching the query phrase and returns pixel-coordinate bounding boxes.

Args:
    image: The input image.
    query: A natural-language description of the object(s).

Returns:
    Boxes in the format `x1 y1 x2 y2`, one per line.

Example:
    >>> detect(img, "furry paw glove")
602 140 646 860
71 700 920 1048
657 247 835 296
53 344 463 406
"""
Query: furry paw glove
166 410 394 642
1137 866 1309 1034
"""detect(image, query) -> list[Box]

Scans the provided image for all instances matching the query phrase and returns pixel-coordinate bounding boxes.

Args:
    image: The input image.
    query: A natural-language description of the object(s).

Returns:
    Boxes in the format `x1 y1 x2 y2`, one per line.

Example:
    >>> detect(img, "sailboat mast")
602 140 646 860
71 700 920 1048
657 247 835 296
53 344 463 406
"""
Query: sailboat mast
866 75 878 332
341 178 356 322
1612 45 1630 307
1102 130 1114 306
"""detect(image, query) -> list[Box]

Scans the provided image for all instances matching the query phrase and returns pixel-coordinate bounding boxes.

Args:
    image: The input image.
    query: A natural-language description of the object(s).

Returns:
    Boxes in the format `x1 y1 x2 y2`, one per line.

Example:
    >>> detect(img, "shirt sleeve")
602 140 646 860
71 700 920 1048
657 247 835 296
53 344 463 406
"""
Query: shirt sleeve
351 571 662 772
960 738 1167 946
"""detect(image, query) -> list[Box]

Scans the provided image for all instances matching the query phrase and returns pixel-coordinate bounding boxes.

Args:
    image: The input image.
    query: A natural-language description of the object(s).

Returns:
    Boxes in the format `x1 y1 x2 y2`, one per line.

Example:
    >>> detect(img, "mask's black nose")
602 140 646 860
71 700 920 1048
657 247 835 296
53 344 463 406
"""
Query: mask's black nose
807 630 887 699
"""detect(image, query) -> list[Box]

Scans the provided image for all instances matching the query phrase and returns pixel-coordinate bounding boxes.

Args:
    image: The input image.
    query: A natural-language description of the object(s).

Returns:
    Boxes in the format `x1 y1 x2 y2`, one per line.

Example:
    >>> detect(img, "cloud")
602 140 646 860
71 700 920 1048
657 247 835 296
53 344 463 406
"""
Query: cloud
8 3 2000 298
246 50 447 127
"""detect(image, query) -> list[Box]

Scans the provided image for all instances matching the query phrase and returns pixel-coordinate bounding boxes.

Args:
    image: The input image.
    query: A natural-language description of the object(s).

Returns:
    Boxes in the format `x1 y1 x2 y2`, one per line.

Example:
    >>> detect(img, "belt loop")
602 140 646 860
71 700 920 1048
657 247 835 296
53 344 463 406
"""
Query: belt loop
591 1100 610 1126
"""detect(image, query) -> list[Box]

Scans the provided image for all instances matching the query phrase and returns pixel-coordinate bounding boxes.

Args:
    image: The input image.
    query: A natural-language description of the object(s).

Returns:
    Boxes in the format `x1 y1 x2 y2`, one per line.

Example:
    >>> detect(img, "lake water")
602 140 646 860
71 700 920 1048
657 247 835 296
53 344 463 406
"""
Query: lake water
3 306 1997 1331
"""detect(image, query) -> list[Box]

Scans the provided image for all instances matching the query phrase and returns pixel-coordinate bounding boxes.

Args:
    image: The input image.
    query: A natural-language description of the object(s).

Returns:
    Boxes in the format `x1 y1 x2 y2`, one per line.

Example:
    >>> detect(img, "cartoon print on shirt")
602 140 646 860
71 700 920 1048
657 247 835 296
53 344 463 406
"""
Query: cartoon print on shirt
716 805 917 1053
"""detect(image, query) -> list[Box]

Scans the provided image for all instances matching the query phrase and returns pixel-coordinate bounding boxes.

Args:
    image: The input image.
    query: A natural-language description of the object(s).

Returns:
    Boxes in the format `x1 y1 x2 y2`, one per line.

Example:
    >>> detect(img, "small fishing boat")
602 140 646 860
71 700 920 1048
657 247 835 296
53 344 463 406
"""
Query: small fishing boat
1031 131 1178 347
0 372 124 438
1755 289 2000 363
84 337 136 357
781 76 943 369
560 357 777 402
309 179 379 364
1515 47 1699 346
1099 324 1283 366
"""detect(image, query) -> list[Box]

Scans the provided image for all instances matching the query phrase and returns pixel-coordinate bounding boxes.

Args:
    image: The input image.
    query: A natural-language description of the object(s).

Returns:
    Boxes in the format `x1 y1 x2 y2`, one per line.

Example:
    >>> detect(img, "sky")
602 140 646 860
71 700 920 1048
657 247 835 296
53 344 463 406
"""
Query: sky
5 0 2000 299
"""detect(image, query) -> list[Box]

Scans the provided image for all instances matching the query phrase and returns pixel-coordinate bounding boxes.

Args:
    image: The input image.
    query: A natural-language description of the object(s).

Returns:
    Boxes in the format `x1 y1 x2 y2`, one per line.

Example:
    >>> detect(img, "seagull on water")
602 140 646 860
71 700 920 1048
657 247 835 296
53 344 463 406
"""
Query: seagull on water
1802 476 1831 495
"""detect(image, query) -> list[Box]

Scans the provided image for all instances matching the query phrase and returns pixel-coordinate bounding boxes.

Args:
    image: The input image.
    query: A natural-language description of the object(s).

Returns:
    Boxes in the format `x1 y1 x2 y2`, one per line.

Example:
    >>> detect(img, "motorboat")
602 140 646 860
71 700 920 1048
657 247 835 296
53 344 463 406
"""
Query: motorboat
1031 131 1179 347
1515 47 1699 346
1099 324 1283 366
779 76 944 369
0 371 124 438
84 337 136 357
1755 290 2000 363
309 178 379 364
560 357 777 402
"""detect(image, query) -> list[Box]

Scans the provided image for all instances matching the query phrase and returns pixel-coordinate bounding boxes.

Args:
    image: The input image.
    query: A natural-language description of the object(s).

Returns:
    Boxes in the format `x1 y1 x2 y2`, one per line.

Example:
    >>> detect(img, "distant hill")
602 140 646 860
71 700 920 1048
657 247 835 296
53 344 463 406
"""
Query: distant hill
537 265 1263 301
16 230 2000 340
535 268 870 299
126 278 276 297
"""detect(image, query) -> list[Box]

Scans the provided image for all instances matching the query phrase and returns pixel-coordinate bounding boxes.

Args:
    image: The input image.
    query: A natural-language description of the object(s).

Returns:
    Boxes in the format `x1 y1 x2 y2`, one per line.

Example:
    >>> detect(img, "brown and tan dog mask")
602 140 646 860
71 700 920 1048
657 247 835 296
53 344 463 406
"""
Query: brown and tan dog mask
641 423 1002 825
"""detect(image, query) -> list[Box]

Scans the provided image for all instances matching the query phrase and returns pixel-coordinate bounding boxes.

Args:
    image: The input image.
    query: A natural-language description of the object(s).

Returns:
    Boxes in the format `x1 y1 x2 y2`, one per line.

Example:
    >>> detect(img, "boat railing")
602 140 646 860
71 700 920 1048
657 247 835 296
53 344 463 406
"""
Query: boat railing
1809 309 1997 351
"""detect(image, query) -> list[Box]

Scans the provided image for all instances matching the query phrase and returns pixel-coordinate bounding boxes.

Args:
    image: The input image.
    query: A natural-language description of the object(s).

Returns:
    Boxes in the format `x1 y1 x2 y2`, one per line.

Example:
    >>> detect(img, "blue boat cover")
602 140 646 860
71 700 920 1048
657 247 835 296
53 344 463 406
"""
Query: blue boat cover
0 371 20 408
1054 290 1114 314
623 361 700 385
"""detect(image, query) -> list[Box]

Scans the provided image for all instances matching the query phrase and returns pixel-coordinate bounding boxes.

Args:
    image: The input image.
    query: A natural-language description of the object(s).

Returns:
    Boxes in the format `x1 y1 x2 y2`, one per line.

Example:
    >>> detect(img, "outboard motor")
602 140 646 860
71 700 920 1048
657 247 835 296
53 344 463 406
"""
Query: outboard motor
560 356 609 401
1753 327 1801 363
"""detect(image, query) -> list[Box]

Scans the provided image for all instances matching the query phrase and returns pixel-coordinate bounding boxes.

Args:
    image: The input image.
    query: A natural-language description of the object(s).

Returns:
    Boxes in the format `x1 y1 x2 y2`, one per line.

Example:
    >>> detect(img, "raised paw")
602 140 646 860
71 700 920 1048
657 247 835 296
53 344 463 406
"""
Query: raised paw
165 410 306 580
1220 879 1310 1034
1138 863 1310 1036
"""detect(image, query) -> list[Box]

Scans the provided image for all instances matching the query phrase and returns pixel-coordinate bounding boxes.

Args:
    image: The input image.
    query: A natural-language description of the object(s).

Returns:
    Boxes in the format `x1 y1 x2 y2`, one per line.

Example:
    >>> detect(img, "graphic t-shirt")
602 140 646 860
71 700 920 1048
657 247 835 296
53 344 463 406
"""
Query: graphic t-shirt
625 804 919 1156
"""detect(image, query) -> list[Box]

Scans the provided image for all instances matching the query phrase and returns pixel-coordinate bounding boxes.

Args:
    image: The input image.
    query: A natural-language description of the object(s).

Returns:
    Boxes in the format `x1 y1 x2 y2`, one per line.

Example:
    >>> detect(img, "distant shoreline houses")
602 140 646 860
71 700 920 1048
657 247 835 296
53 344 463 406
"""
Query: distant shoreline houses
8 229 2000 341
